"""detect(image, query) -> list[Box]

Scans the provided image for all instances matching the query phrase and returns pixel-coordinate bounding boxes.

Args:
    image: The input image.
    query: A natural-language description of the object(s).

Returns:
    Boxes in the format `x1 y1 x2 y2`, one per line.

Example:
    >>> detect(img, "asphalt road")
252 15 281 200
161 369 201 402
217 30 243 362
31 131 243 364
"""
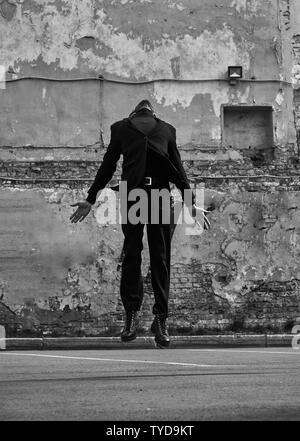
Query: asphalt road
0 347 299 421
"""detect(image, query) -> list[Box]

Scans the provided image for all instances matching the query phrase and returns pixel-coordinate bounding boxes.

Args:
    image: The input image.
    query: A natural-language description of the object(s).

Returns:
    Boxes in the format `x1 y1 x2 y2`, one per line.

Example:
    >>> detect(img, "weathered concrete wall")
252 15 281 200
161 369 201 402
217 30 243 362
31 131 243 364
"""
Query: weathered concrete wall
0 0 297 152
0 0 278 79
0 0 300 335
0 80 101 148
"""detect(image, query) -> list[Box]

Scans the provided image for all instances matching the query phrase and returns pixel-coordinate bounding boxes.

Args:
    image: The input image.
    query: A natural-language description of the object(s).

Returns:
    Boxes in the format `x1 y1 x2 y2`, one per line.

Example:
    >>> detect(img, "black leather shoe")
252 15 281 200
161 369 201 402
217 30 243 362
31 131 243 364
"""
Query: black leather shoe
151 314 170 348
121 310 139 342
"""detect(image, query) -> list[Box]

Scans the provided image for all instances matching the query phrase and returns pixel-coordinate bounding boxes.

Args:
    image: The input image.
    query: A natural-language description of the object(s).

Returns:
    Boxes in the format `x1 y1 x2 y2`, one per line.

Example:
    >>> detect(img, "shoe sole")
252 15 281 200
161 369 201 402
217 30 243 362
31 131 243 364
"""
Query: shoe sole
154 337 170 348
120 334 137 343
155 341 170 349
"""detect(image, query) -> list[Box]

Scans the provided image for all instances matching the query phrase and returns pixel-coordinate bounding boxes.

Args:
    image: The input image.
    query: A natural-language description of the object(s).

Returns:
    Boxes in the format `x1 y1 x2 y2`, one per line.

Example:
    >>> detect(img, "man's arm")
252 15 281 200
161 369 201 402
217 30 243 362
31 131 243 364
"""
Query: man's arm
86 123 122 204
168 126 195 206
70 124 121 224
168 127 210 229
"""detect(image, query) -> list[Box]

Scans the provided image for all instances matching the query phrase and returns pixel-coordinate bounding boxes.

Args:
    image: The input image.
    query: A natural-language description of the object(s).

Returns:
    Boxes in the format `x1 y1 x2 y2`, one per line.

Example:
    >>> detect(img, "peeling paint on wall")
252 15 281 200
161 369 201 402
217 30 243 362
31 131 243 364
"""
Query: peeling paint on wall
0 0 295 150
230 0 247 13
0 0 17 21
230 0 260 15
1 185 300 335
0 0 270 79
276 88 284 105
153 82 229 115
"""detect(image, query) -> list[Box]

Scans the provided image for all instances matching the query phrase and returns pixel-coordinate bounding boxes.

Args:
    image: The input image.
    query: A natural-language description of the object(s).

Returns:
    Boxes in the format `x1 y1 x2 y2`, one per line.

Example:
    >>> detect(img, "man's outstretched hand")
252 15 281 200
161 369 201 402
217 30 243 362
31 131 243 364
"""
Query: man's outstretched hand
190 205 211 230
70 201 92 223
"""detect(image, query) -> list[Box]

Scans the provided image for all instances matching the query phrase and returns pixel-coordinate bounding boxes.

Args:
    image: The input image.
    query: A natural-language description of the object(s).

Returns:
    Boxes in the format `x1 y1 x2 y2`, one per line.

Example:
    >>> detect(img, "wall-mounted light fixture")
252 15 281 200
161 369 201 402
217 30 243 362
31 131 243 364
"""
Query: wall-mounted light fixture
228 66 243 86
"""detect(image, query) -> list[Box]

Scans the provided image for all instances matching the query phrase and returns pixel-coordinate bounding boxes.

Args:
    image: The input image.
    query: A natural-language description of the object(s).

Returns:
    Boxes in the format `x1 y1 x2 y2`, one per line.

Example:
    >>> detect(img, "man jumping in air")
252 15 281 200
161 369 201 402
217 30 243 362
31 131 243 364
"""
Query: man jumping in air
70 100 210 348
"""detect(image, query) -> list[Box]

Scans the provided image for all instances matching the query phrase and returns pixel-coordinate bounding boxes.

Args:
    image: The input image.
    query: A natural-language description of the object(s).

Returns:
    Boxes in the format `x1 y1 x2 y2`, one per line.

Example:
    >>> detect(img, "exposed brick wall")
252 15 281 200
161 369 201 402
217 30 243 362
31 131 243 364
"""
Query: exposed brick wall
167 266 300 334
1 153 300 181
1 153 300 336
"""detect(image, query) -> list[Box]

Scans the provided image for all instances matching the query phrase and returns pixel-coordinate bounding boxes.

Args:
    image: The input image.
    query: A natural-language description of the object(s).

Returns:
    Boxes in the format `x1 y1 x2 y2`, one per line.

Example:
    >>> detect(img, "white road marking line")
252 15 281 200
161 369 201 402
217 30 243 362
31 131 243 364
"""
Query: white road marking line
188 349 300 355
1 352 218 368
0 352 251 368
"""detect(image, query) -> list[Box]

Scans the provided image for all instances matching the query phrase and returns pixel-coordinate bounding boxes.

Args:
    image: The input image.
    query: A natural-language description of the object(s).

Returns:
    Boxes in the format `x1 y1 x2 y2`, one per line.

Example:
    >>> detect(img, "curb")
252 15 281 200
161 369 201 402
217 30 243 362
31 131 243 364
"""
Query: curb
0 334 293 350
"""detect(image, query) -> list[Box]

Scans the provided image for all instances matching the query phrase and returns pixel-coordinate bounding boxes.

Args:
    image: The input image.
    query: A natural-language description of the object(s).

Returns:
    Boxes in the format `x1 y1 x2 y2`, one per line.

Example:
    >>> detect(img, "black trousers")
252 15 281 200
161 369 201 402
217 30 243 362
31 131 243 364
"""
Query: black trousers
120 185 172 316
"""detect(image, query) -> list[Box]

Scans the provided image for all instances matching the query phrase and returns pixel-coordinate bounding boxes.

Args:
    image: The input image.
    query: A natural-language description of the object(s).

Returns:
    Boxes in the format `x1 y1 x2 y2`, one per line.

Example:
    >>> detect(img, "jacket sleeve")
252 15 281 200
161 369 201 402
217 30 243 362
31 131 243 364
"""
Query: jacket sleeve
86 124 121 204
168 127 195 207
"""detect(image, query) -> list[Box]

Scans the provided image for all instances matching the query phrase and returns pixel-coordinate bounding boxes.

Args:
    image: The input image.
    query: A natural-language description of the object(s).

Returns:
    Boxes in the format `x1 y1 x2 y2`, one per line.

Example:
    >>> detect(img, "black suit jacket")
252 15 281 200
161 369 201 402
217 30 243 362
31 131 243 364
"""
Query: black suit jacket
86 117 195 205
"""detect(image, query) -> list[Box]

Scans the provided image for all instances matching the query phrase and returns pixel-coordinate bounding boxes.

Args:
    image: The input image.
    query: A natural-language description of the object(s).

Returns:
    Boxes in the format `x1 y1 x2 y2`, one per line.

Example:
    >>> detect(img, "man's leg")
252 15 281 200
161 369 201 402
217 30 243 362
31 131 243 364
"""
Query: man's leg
146 223 171 315
120 222 144 310
120 222 144 341
147 221 171 347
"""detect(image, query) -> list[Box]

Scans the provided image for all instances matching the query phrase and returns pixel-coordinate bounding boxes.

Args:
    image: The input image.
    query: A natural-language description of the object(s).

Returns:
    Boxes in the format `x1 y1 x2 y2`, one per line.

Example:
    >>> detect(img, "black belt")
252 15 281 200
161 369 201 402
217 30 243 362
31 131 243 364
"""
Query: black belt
142 176 168 186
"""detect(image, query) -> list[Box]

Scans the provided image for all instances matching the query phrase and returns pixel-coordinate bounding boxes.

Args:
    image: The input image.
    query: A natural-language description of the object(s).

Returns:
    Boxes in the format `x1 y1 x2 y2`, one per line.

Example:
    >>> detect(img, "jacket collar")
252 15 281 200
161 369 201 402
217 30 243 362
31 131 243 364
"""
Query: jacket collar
131 108 154 117
125 115 162 137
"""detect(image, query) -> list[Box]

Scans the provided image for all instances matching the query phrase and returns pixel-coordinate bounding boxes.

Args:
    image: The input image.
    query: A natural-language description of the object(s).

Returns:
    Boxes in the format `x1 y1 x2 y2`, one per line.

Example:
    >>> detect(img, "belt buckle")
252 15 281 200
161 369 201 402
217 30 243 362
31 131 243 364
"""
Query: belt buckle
144 177 152 186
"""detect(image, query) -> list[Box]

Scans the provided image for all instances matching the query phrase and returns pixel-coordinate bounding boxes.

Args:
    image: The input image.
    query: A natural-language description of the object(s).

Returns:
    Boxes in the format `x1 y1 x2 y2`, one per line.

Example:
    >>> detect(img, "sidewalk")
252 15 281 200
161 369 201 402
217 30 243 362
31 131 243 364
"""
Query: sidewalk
0 334 293 350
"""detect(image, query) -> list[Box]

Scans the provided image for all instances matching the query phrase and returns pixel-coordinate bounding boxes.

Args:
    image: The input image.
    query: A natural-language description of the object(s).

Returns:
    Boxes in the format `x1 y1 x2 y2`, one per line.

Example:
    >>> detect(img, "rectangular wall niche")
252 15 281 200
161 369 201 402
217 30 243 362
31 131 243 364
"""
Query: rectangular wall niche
222 106 274 164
